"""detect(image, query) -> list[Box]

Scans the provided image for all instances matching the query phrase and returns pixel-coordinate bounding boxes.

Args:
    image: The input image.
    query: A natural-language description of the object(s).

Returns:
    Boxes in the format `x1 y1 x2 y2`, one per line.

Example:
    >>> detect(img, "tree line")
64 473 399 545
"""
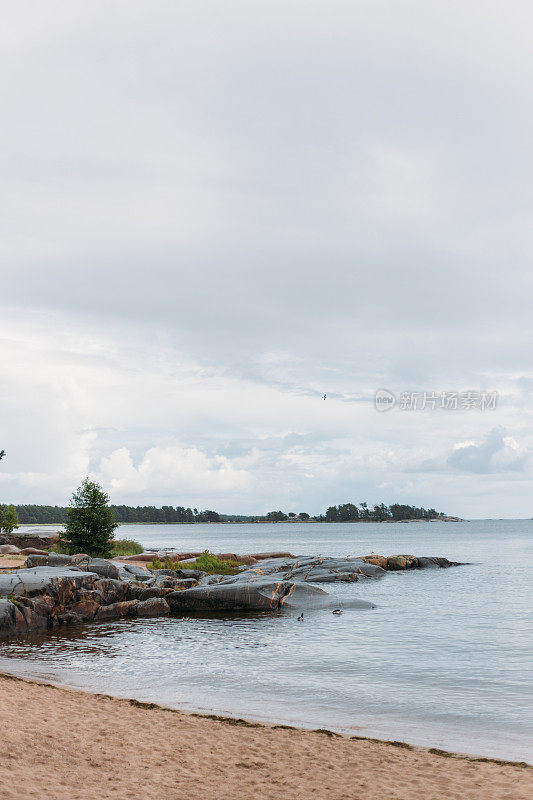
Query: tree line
14 504 221 525
322 502 443 522
7 501 444 526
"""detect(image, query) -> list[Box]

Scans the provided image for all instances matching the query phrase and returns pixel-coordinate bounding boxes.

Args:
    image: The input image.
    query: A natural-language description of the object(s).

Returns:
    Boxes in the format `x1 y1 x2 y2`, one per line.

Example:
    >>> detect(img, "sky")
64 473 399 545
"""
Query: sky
2 1 533 518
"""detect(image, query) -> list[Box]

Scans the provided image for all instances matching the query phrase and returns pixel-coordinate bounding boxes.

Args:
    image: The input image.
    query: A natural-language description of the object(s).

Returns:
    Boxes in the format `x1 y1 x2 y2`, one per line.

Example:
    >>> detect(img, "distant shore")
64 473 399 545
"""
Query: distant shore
0 672 530 800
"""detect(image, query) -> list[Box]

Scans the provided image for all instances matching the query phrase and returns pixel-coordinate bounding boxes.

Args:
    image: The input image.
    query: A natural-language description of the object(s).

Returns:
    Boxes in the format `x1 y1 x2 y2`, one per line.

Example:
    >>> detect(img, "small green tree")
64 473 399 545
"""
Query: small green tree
60 478 117 557
0 504 19 535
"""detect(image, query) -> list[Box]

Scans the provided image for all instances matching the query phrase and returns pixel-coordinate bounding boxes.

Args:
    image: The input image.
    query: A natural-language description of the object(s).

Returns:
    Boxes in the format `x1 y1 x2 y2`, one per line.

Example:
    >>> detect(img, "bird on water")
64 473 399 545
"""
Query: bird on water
332 609 343 615
297 612 304 621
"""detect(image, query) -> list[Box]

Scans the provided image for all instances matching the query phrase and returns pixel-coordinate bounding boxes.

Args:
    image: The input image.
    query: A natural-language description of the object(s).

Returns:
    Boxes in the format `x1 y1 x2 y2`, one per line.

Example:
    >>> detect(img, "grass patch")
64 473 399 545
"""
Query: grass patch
111 539 144 556
150 550 241 575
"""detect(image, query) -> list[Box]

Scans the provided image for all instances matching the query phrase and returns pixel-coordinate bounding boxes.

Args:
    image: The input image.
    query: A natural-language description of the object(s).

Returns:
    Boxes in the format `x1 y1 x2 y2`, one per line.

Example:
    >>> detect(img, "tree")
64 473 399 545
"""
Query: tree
299 512 310 519
266 510 288 521
0 505 19 535
60 478 118 557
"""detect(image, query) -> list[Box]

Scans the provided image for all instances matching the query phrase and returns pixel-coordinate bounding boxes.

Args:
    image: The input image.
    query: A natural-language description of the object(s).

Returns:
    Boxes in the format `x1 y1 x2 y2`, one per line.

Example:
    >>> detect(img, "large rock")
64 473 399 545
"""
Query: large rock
84 559 120 579
0 567 98 597
25 553 74 568
95 600 139 620
136 597 170 617
0 544 21 555
165 579 338 613
0 529 61 550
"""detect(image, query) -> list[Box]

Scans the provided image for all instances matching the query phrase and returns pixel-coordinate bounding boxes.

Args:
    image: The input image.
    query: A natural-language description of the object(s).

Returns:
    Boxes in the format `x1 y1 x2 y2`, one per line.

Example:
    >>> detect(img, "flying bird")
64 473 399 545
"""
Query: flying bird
323 394 327 400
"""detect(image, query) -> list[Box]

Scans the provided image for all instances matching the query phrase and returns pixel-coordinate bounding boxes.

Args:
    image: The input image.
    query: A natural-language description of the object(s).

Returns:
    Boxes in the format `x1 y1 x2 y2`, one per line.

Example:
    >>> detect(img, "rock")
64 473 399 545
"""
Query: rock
94 578 129 605
0 599 25 637
361 555 388 568
114 553 157 563
0 529 61 550
19 547 49 556
122 564 152 581
417 556 454 569
68 590 103 620
385 555 419 570
250 551 297 560
0 544 21 555
0 567 98 598
136 586 169 601
151 569 179 578
135 597 170 617
165 579 335 613
84 559 120 580
95 600 139 620
25 553 74 568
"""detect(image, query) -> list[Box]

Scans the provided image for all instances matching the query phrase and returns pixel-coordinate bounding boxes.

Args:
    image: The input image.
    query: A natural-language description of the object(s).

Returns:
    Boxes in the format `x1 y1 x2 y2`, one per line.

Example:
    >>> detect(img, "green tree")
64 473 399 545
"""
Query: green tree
299 512 310 519
60 478 118 557
0 505 19 534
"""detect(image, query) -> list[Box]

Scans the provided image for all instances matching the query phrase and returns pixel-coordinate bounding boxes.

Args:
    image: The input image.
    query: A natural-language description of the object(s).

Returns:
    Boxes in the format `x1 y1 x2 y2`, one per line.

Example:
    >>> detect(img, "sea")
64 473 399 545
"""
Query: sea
0 519 531 762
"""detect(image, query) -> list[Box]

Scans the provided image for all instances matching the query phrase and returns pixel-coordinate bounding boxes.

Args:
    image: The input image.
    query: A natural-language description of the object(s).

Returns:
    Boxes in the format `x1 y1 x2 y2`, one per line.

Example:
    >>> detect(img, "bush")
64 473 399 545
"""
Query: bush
111 539 144 556
150 550 241 575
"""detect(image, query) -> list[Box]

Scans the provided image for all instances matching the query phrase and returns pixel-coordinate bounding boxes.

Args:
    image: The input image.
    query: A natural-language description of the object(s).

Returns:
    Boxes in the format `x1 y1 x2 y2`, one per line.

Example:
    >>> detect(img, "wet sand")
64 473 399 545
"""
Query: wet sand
0 673 530 800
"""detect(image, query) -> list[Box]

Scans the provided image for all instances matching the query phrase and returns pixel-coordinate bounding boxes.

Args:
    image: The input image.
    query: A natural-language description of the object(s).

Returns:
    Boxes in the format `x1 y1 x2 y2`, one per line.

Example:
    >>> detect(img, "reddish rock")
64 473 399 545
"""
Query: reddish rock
95 600 139 620
362 555 388 568
19 548 49 556
135 597 170 617
0 544 21 555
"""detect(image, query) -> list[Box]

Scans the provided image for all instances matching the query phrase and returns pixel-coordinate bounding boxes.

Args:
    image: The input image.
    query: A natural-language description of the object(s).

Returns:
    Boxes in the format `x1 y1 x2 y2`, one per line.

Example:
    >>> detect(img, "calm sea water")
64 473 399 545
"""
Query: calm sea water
1 520 531 761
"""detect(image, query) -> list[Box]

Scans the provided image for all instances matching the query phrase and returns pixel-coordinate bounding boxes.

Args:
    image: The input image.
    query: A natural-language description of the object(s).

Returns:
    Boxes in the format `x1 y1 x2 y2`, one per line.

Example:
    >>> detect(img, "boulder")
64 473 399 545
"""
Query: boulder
165 579 334 613
361 555 388 568
84 559 120 580
0 544 21 555
0 599 27 637
19 547 49 556
417 556 454 569
25 553 74 568
95 600 139 620
122 564 152 581
0 567 98 598
135 597 170 617
94 578 129 605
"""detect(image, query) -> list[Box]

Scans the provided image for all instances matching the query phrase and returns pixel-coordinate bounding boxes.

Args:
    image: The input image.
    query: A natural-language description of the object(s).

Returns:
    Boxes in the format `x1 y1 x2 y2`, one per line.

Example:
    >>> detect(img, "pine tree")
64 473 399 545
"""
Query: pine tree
60 479 117 557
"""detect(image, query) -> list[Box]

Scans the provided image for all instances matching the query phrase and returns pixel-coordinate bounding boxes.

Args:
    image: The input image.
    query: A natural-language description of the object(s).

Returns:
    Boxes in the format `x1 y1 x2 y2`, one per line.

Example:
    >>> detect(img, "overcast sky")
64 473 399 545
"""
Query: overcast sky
2 1 533 517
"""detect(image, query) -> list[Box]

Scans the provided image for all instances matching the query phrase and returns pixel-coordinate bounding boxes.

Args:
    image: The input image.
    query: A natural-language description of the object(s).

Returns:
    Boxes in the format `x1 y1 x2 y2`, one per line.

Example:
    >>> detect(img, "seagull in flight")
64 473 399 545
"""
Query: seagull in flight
323 394 327 400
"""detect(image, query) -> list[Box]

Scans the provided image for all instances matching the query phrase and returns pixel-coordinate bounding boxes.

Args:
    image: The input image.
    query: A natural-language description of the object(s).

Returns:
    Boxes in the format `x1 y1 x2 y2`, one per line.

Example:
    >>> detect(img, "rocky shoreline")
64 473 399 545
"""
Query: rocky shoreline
0 546 465 638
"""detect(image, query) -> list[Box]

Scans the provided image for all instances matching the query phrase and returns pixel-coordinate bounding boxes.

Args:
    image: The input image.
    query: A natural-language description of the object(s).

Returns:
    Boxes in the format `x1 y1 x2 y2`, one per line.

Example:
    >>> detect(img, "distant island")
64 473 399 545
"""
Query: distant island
9 502 458 526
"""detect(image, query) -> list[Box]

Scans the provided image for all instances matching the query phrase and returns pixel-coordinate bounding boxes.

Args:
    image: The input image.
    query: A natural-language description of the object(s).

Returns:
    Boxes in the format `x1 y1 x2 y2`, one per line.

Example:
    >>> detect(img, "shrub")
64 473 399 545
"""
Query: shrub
150 550 241 575
111 539 143 556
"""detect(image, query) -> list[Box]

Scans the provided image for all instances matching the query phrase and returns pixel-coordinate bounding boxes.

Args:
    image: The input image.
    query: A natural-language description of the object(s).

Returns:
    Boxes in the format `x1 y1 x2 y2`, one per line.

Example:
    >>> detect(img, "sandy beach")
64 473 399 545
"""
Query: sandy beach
0 673 530 800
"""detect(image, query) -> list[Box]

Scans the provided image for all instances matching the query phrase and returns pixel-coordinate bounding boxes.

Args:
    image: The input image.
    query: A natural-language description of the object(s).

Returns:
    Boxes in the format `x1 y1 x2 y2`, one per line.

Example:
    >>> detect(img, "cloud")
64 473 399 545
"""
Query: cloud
2 4 533 517
97 446 251 500
447 428 527 474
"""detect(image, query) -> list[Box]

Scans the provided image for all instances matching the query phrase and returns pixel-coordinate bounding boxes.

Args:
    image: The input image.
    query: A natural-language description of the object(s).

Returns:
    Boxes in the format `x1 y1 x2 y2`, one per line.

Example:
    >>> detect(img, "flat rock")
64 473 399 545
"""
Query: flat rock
0 567 98 597
165 579 338 613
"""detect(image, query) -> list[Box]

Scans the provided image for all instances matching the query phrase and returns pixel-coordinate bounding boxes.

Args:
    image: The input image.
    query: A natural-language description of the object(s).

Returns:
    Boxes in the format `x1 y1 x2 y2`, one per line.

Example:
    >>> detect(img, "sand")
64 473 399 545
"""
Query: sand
0 674 530 800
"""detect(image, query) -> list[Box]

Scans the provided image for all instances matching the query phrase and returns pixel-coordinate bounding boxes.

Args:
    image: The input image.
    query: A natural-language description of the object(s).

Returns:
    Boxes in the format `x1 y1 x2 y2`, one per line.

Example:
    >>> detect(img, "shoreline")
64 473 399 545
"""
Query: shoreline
1 672 531 800
0 669 530 770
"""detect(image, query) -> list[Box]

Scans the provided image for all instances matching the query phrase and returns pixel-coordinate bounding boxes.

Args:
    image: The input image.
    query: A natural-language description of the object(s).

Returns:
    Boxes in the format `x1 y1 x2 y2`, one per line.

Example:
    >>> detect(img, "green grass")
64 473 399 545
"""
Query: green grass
111 539 144 556
150 549 241 575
